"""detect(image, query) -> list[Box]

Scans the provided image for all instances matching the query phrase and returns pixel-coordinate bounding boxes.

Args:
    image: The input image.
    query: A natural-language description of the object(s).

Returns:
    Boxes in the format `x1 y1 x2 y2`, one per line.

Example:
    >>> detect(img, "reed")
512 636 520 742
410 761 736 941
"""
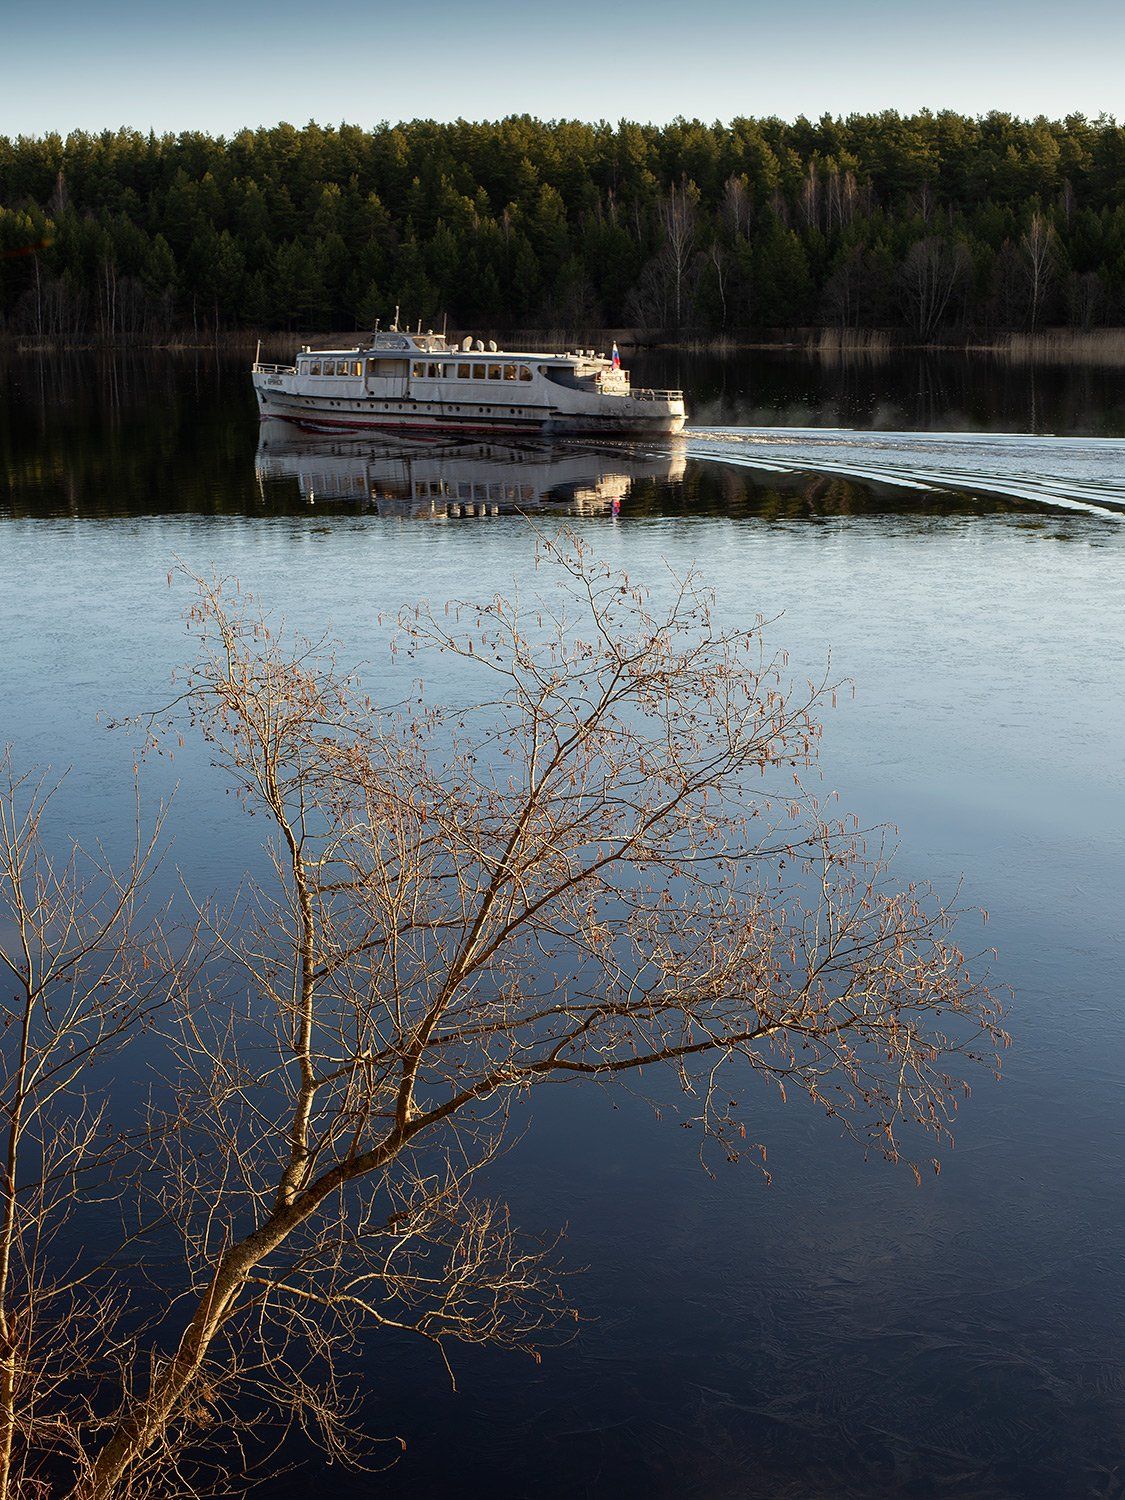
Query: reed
807 328 896 362
991 328 1125 366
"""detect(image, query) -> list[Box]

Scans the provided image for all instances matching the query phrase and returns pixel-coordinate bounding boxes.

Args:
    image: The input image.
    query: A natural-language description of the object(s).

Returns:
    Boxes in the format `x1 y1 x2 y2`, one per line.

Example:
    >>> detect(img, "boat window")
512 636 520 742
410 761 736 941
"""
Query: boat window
519 366 532 381
350 361 361 376
503 365 516 380
309 361 322 375
543 365 582 389
487 364 501 380
412 362 425 378
472 364 486 380
427 363 440 378
457 364 470 379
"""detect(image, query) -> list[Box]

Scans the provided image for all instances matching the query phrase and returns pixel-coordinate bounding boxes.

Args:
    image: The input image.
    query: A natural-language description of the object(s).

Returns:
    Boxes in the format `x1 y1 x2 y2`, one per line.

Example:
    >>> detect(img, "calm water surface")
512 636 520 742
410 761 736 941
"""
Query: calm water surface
1 353 1123 1498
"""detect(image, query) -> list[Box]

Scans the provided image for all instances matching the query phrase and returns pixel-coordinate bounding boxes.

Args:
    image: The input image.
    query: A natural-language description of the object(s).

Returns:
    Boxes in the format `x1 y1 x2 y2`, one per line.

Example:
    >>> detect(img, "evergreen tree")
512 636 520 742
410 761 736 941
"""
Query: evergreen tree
1 113 1123 337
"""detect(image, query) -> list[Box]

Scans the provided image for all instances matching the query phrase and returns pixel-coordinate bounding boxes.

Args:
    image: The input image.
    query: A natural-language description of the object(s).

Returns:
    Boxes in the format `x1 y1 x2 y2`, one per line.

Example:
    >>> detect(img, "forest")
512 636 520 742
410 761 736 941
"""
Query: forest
1 111 1124 342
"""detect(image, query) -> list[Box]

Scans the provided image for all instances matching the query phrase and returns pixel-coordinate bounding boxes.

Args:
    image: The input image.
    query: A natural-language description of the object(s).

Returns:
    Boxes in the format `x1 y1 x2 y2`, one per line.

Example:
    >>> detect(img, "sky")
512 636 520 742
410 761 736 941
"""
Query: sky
1 0 1122 136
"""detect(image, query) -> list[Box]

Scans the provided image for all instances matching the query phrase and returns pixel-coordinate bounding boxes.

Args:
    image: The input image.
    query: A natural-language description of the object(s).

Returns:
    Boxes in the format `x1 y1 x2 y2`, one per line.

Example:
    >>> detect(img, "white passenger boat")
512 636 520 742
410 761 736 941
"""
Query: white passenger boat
252 323 686 437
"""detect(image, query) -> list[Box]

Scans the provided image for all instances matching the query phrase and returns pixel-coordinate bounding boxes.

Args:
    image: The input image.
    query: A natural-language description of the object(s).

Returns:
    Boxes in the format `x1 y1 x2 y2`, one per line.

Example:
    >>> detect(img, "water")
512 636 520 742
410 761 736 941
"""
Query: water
631 346 1125 437
1 351 1123 1498
687 430 1125 517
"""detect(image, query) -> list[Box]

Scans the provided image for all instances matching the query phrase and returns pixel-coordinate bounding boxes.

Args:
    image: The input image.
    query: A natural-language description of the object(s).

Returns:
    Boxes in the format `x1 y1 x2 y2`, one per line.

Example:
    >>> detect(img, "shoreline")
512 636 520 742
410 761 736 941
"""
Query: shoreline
3 327 1124 366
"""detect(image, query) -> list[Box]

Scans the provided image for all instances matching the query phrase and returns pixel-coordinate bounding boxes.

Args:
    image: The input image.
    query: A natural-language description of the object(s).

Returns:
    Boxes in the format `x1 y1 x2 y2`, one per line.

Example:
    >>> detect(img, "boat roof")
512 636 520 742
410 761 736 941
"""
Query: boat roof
298 331 614 365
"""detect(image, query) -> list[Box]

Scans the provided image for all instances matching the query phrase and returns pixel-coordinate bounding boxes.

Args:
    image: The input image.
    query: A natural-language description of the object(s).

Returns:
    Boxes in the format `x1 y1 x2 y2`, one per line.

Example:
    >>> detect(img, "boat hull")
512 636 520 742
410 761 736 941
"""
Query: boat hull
253 383 686 438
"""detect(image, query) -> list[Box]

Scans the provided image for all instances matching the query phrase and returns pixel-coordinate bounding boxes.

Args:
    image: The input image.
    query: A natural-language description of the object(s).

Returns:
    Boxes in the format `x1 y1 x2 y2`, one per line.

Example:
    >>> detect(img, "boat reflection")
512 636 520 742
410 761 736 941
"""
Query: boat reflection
255 421 687 517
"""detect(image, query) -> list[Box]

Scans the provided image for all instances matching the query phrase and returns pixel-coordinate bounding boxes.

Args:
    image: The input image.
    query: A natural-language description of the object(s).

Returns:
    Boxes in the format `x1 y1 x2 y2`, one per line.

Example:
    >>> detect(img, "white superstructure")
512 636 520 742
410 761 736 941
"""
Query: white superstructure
252 326 685 437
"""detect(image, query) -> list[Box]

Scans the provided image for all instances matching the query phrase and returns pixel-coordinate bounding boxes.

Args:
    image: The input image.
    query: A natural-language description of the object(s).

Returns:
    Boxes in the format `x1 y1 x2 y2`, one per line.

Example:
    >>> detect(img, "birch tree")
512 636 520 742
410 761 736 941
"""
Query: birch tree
1020 211 1058 332
658 178 699 329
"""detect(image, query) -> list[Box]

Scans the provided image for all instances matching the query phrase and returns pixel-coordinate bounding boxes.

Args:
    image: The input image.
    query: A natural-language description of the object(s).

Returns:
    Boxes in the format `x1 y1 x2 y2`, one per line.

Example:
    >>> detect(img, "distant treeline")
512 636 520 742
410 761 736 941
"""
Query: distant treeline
2 113 1124 342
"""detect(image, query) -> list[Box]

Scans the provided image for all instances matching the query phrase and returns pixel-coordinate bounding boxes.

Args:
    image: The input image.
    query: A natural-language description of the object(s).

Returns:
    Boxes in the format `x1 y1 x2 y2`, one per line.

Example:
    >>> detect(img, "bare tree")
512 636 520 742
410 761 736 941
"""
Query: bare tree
897 236 971 340
627 180 701 333
799 159 821 231
1066 268 1105 329
657 178 699 329
824 246 868 331
721 174 752 240
708 240 729 329
825 166 860 232
72 539 1004 1495
1020 211 1058 332
0 755 174 1499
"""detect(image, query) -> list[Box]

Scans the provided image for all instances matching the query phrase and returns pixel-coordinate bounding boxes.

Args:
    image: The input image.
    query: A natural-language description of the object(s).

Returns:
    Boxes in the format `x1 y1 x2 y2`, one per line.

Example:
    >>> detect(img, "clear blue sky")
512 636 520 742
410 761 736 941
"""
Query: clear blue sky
2 0 1121 136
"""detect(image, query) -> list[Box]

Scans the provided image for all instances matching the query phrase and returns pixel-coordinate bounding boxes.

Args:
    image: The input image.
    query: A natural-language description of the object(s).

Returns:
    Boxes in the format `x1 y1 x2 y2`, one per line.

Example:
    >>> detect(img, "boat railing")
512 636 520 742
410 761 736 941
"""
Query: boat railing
253 362 294 375
631 387 684 402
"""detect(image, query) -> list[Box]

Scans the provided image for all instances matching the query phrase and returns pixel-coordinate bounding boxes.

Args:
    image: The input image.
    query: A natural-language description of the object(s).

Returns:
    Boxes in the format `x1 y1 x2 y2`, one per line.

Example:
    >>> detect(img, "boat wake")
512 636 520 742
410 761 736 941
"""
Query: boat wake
685 428 1125 519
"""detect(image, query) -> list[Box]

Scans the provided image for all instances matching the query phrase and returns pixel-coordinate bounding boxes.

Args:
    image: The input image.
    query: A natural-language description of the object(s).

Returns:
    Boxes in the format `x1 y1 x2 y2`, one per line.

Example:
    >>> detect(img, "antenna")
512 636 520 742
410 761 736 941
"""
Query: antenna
391 305 400 332
416 318 422 335
374 316 380 332
441 311 448 341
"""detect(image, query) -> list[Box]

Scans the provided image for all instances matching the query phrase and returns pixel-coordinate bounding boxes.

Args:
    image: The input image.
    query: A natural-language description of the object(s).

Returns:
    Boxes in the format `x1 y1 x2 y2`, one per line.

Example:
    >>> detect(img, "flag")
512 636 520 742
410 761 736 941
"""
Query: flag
612 342 621 369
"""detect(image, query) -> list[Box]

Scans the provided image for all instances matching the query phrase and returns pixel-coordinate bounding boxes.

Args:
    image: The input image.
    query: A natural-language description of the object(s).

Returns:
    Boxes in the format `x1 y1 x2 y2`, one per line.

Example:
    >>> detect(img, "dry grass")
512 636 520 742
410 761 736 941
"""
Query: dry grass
806 328 896 361
987 328 1125 366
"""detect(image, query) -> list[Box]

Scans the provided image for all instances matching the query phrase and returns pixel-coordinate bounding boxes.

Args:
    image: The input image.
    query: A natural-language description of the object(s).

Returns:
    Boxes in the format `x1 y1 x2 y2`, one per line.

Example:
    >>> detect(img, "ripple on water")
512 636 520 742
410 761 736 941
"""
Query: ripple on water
687 427 1125 518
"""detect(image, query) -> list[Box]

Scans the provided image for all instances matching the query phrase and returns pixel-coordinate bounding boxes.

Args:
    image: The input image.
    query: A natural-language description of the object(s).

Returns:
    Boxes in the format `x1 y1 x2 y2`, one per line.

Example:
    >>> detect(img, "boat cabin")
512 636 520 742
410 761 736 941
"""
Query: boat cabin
291 331 630 400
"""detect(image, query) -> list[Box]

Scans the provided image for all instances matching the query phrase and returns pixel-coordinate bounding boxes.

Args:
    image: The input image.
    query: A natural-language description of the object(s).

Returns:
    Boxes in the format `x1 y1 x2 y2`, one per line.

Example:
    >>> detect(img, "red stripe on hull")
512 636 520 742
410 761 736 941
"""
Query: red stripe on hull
260 412 681 438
